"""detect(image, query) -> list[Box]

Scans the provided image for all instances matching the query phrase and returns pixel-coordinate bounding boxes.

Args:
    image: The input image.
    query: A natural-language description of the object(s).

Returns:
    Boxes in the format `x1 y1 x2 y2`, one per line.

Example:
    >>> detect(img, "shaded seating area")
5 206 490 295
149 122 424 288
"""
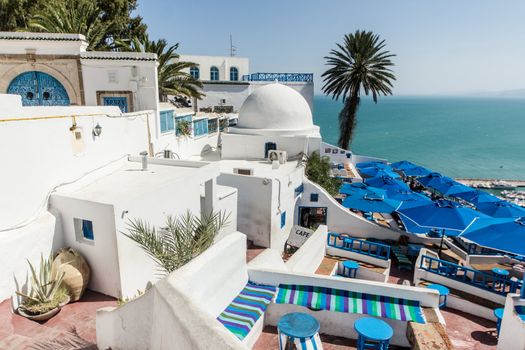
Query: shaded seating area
274 284 426 324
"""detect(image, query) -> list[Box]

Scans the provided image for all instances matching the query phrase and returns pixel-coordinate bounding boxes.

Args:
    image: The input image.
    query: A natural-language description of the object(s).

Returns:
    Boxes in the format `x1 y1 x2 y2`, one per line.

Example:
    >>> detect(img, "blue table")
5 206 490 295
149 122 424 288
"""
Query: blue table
354 317 393 350
277 312 321 350
426 284 450 308
494 308 504 336
341 260 360 278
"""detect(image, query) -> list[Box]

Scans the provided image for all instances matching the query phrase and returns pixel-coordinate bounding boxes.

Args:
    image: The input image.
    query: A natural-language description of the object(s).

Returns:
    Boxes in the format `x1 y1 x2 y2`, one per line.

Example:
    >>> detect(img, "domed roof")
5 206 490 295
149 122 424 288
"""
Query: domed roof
237 83 313 130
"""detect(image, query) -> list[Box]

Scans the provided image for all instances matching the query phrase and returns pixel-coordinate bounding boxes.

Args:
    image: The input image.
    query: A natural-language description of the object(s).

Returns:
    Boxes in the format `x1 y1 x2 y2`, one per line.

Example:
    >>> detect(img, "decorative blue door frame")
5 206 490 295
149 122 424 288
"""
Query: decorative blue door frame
7 71 70 106
103 96 128 113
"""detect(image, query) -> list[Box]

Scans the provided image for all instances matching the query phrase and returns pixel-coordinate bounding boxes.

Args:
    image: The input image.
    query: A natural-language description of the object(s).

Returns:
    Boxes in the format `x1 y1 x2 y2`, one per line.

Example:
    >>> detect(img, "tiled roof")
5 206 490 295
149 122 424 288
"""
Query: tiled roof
80 51 157 62
0 32 86 42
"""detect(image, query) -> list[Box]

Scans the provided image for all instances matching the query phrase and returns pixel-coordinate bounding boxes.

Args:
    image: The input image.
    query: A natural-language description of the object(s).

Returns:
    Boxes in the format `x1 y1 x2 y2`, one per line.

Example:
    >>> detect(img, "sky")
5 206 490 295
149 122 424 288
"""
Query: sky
138 0 525 96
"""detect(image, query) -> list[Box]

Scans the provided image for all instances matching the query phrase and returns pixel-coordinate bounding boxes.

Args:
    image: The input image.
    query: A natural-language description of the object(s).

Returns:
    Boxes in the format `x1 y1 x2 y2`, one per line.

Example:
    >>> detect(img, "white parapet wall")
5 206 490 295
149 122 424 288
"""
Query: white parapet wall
286 225 328 274
497 294 525 350
248 268 441 348
326 246 391 283
97 232 250 350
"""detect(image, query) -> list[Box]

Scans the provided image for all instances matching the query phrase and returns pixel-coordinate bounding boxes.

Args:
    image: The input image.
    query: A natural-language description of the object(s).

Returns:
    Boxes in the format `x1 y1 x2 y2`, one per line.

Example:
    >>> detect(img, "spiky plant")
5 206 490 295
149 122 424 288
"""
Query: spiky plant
16 254 68 315
125 210 229 274
322 30 396 149
117 35 204 101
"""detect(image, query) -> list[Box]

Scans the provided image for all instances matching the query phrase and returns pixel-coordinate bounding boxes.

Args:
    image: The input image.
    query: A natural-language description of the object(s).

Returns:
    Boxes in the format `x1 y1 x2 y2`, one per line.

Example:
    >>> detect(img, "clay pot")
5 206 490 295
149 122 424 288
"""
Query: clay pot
52 248 90 302
17 296 70 322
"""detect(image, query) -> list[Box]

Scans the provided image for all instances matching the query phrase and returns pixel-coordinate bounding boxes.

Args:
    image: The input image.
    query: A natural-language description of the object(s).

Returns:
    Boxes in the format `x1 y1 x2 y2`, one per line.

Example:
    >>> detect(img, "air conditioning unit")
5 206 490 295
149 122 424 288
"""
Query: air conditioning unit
268 150 287 164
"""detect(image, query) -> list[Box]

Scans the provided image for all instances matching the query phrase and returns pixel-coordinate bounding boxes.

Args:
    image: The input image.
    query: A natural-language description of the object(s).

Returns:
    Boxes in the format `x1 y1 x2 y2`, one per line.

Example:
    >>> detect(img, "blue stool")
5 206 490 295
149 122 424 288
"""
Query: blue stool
341 260 360 278
426 284 450 308
494 308 504 337
277 312 321 350
492 268 509 289
354 317 393 350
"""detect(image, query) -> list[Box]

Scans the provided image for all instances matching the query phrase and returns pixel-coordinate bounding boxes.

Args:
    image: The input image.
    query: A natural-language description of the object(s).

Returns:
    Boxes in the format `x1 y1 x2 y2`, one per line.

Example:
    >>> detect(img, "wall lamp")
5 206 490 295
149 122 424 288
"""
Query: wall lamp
93 123 102 137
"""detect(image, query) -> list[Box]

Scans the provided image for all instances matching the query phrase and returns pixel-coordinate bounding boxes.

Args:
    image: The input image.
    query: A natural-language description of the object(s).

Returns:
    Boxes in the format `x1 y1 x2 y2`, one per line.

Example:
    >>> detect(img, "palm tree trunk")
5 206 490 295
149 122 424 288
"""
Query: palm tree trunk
338 94 360 149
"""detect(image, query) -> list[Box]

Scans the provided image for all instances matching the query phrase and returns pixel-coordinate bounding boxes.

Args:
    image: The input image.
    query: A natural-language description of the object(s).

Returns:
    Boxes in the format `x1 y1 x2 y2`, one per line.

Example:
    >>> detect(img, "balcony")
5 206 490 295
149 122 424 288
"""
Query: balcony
242 72 313 82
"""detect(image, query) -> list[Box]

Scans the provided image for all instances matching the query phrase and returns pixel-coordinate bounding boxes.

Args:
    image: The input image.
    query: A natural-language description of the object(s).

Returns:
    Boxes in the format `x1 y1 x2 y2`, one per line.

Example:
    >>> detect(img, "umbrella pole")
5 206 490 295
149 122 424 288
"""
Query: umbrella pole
438 232 445 259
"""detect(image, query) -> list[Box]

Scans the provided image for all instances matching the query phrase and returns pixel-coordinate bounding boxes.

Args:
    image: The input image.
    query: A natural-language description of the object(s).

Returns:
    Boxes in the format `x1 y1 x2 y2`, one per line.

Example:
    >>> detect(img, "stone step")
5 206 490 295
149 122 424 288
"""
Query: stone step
407 321 454 350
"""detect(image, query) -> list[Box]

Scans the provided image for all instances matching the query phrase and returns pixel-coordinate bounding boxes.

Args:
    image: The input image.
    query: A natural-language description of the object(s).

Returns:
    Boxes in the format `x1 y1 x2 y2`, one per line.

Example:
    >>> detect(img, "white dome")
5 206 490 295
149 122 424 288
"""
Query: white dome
237 83 313 130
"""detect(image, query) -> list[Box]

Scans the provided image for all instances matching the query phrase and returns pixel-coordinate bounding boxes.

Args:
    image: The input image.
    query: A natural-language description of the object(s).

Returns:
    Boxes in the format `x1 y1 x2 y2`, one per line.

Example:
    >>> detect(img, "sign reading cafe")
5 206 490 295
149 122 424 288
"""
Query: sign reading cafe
287 225 315 249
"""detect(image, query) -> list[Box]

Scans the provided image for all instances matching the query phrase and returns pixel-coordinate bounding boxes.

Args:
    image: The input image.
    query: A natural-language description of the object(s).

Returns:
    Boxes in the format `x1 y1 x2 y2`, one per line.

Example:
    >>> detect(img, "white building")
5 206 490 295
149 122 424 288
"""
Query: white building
179 54 314 113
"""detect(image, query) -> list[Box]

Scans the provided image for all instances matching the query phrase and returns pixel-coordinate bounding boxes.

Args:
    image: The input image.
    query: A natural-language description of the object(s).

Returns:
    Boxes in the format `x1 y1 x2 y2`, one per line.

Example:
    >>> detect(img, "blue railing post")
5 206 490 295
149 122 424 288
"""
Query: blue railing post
521 280 525 299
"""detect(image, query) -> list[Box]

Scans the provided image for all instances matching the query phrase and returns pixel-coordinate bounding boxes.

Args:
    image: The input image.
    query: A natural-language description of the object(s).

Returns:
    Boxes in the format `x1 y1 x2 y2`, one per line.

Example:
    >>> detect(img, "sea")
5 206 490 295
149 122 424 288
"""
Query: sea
313 95 525 180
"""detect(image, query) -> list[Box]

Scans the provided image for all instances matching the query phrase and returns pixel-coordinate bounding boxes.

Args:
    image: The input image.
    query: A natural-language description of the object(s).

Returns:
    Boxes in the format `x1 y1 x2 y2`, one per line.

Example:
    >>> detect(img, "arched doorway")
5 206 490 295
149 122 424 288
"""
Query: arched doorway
7 71 70 106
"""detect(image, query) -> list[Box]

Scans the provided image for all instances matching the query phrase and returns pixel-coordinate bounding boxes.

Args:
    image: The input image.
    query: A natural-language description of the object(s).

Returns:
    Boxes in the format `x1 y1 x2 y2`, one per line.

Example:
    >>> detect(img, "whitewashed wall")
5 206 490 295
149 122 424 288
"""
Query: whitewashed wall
0 99 153 300
286 225 328 274
179 55 249 82
497 294 525 350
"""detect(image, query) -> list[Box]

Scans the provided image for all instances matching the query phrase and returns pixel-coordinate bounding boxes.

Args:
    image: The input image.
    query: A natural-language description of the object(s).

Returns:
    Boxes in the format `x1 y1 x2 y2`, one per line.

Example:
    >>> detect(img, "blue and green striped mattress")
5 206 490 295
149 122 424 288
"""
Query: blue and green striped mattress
274 284 426 324
217 282 277 340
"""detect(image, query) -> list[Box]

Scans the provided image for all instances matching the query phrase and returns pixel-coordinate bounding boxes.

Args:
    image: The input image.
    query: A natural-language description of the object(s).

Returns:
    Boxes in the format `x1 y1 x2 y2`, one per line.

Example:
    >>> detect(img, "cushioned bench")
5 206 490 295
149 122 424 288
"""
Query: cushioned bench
392 246 413 271
217 282 277 341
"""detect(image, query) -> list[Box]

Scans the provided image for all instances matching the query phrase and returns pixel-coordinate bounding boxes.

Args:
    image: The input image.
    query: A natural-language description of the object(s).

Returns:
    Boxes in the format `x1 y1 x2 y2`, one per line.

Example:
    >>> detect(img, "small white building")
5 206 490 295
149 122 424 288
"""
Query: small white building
179 54 314 113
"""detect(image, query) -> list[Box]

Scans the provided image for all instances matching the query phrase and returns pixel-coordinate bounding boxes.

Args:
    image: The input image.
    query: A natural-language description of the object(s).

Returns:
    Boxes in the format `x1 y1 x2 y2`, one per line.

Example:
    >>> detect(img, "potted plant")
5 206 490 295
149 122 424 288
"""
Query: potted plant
16 254 70 322
176 120 192 137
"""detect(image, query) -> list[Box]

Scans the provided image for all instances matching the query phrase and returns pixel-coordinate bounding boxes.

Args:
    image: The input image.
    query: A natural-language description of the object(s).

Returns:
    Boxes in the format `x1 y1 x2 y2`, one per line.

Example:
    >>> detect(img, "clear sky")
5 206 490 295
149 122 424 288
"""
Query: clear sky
138 0 525 96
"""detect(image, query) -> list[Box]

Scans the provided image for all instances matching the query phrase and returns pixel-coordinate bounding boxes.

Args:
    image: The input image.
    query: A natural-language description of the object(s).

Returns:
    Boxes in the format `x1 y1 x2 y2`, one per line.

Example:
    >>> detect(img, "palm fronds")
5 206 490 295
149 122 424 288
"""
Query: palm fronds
124 210 229 274
322 30 396 149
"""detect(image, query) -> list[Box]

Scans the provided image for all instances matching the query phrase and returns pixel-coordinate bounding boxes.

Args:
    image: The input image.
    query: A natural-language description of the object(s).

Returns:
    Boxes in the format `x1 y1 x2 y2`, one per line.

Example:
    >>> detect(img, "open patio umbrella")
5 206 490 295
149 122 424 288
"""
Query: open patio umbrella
433 180 476 197
460 217 525 257
339 182 385 196
476 201 525 218
454 190 500 205
365 175 410 192
356 161 390 169
396 199 488 234
359 167 400 179
385 189 431 202
417 172 443 187
402 166 432 178
342 193 401 213
391 160 417 170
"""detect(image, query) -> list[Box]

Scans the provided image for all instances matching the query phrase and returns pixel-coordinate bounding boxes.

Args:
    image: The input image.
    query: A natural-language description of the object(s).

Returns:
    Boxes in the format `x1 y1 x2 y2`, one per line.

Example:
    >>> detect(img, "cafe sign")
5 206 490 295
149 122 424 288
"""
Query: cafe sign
287 225 314 248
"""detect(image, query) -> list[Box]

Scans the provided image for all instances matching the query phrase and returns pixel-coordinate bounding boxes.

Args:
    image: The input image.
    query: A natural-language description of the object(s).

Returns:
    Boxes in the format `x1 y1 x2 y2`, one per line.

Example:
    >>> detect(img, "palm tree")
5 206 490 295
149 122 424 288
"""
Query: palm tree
118 35 204 102
322 30 396 150
28 0 111 51
124 210 229 274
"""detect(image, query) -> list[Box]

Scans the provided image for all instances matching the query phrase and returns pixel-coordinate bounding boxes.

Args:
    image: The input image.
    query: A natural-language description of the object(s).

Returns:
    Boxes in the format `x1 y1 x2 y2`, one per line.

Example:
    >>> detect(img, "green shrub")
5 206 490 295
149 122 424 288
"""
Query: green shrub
304 151 342 196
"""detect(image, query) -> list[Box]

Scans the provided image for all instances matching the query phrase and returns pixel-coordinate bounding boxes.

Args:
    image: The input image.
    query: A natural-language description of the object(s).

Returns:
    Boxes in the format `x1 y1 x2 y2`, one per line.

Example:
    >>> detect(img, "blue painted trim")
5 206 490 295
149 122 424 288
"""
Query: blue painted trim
327 232 391 261
242 72 313 82
420 255 522 296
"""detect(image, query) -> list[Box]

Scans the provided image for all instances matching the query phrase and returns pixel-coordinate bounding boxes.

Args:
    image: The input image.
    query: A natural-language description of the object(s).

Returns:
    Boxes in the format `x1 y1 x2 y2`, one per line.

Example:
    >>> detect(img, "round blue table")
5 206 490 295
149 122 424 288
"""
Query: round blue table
426 284 450 308
277 312 321 350
492 268 509 289
342 260 360 278
494 308 504 336
354 317 393 350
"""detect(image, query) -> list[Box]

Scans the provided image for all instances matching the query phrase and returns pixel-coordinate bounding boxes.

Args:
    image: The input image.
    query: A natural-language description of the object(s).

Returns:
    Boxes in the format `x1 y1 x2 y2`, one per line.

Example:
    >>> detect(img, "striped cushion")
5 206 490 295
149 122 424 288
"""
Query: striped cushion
217 282 277 340
275 284 426 324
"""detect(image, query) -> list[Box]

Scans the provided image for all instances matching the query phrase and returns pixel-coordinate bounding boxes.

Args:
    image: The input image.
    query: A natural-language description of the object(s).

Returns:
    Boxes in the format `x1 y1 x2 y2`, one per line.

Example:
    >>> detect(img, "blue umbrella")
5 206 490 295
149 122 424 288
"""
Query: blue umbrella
342 193 401 213
365 176 410 191
391 160 417 170
476 201 525 218
433 181 476 197
402 166 432 177
359 167 400 179
454 190 499 204
417 172 443 187
460 217 525 256
356 161 390 169
396 199 488 234
385 189 431 202
339 183 385 196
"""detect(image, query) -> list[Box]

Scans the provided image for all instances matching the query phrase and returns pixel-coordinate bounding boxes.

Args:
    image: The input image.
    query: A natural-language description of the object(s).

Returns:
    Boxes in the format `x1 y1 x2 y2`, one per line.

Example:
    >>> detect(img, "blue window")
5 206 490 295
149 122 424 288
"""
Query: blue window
175 115 192 136
210 66 219 81
81 220 94 240
103 97 128 113
190 66 200 80
280 211 286 229
193 118 209 137
230 67 239 81
264 142 277 158
295 184 304 196
310 193 319 202
160 110 175 133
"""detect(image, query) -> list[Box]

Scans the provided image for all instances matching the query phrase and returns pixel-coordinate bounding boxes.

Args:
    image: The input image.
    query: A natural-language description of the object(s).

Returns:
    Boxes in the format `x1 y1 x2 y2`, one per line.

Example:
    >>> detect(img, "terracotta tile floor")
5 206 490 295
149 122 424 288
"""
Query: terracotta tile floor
441 308 497 350
247 241 267 262
0 290 116 350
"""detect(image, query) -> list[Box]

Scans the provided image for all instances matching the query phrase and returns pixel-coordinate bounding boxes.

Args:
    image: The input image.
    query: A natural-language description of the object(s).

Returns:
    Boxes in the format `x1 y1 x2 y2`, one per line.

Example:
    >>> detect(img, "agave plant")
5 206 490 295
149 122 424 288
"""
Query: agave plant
16 254 67 314
125 210 229 274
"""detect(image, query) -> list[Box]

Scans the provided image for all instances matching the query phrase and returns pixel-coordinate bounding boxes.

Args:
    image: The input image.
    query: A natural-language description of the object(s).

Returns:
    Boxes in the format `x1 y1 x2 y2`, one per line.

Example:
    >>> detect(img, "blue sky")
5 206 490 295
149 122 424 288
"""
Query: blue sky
138 1 525 96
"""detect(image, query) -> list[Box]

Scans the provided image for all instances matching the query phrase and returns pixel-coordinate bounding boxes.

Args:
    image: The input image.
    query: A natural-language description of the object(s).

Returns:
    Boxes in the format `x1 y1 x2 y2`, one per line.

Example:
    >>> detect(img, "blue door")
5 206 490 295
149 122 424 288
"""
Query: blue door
7 71 70 106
